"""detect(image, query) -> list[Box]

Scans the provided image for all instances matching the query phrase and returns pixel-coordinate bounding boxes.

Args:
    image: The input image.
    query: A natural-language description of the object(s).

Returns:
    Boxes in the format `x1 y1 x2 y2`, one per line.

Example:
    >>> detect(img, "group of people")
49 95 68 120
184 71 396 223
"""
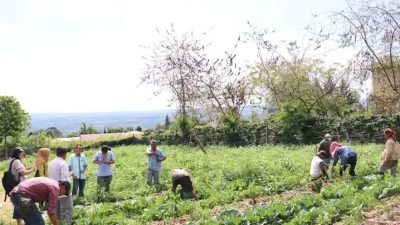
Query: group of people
4 140 196 225
310 128 400 184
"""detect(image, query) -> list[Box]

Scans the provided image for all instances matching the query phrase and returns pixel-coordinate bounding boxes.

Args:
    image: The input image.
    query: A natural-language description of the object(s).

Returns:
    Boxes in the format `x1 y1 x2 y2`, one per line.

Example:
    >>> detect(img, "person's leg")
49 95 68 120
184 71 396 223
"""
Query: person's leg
390 160 398 178
340 164 347 176
72 177 79 196
146 169 153 185
154 170 161 192
349 156 357 176
79 179 86 197
24 201 45 225
12 203 23 225
97 176 105 192
102 176 112 192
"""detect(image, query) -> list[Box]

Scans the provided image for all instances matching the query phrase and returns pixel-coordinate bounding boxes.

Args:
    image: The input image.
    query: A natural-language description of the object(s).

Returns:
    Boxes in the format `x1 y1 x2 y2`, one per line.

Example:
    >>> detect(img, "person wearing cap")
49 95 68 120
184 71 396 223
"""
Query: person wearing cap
93 145 115 192
9 177 71 225
171 168 197 199
378 128 400 177
68 144 88 197
146 140 166 188
331 146 357 177
316 134 332 165
48 147 70 182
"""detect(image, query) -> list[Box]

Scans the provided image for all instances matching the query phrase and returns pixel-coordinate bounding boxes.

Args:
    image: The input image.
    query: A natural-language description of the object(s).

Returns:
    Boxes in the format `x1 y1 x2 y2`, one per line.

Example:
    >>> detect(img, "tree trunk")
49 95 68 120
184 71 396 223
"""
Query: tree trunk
191 129 207 154
4 136 7 159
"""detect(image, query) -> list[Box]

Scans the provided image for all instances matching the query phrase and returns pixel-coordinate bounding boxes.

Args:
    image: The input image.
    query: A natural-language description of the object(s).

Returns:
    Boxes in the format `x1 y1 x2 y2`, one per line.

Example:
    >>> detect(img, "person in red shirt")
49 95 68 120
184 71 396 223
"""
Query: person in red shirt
9 177 70 225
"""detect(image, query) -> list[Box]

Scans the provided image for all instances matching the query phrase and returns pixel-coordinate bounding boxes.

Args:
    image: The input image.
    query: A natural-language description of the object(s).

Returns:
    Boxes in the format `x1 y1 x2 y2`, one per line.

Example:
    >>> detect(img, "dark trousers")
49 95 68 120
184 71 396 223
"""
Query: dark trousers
340 155 357 176
97 176 112 192
11 194 44 225
72 178 86 196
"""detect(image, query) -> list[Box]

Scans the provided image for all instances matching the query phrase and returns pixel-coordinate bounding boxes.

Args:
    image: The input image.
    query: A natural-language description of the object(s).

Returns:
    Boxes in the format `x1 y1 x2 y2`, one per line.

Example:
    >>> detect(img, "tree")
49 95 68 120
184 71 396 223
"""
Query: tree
46 127 62 138
141 24 207 117
165 115 170 128
0 96 30 159
136 126 142 132
311 0 400 112
79 122 98 135
246 25 359 118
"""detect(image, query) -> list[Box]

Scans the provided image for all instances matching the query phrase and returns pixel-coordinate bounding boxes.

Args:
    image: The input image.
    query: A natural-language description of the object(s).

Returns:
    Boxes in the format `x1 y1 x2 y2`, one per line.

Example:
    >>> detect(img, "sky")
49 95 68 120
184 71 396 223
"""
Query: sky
0 0 351 113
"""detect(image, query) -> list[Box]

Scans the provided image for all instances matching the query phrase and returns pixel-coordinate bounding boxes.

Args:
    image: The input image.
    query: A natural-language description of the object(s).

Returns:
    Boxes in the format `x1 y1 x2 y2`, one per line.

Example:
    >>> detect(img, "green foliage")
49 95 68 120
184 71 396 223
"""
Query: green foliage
0 96 30 158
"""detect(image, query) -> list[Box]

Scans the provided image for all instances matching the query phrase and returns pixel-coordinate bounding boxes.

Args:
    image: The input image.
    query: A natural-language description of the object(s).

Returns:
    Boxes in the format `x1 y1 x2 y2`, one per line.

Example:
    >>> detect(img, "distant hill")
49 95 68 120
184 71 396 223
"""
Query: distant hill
29 110 175 134
29 107 265 135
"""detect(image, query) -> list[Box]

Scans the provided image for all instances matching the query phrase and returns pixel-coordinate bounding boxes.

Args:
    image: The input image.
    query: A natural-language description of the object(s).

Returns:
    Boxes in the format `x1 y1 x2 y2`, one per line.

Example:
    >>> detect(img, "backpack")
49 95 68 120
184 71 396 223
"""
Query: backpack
2 159 20 201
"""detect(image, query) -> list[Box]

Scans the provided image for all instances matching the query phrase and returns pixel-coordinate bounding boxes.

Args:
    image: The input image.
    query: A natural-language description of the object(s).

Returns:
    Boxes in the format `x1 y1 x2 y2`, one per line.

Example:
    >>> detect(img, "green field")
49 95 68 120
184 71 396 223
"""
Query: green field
1 144 400 224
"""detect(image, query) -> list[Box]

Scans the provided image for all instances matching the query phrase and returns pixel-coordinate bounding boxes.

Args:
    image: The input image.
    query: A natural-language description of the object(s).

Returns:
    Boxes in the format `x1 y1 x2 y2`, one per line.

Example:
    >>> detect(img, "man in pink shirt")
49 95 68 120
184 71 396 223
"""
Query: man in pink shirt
9 177 71 225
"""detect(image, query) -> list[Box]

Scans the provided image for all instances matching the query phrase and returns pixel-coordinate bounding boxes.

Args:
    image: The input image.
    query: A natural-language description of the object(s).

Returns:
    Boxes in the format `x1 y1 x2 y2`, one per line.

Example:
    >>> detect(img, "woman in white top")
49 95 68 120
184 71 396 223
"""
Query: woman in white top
7 148 35 225
379 128 400 177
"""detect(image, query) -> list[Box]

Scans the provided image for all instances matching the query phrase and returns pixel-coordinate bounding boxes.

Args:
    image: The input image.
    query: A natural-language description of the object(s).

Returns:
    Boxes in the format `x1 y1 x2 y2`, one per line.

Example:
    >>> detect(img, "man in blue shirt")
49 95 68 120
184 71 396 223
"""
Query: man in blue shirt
93 145 115 192
69 144 88 197
331 146 357 177
146 140 166 188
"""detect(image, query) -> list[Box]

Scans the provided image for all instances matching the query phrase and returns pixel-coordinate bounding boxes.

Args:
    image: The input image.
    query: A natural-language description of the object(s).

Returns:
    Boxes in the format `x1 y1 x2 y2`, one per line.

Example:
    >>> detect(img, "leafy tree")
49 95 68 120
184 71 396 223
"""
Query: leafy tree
136 126 142 132
311 0 400 112
46 127 62 138
165 115 170 128
0 96 30 159
79 122 98 135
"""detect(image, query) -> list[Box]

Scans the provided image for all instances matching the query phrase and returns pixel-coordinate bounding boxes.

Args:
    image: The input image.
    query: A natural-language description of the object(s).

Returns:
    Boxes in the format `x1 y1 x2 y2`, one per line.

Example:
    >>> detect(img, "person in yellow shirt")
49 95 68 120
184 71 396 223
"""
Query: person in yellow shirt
35 148 50 177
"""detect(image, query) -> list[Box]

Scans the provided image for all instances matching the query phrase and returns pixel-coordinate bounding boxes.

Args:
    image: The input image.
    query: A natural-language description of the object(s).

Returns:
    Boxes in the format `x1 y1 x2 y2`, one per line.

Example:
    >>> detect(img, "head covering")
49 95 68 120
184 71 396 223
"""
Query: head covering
317 150 328 159
35 148 50 166
58 181 71 196
324 133 332 140
384 128 397 142
330 142 342 158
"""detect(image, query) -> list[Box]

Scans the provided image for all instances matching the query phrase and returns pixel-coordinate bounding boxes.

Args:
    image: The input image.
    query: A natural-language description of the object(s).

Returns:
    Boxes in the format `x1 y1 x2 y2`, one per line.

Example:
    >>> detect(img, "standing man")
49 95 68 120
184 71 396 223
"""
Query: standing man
171 168 197 199
93 145 115 192
48 147 70 182
146 140 166 188
317 134 332 165
9 177 70 225
68 144 88 197
331 146 357 177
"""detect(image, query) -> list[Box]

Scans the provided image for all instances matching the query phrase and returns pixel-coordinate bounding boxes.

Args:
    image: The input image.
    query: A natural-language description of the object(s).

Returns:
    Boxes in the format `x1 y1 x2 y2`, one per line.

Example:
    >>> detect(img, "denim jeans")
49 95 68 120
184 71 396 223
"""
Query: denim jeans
11 193 44 225
72 178 86 196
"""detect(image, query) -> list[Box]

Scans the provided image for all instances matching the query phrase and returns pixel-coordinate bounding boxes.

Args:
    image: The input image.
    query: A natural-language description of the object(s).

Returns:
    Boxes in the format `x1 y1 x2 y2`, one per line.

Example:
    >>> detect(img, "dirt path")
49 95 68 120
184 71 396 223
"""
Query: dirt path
151 185 315 225
0 190 13 224
358 197 400 225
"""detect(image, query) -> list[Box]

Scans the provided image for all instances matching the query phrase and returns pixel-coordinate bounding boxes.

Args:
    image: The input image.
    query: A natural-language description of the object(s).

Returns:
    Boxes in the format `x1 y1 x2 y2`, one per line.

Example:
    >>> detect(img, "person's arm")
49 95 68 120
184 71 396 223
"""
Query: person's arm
82 156 88 172
332 149 340 167
105 153 115 164
319 161 328 177
191 190 197 198
16 160 35 176
383 140 395 162
171 180 178 193
93 153 100 164
158 151 166 162
48 214 58 225
47 188 59 225
146 149 156 156
61 163 70 180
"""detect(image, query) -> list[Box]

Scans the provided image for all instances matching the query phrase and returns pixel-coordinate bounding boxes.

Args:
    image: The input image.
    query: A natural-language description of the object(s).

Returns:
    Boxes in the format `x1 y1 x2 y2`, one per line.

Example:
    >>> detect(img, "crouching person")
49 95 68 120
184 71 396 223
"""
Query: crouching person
331 146 357 177
310 151 329 192
9 177 70 225
171 168 197 199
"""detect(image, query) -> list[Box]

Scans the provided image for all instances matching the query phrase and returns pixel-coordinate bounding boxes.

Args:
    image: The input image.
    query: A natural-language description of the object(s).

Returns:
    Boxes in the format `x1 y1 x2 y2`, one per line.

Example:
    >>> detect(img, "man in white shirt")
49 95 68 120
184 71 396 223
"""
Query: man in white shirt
48 147 70 182
310 151 329 180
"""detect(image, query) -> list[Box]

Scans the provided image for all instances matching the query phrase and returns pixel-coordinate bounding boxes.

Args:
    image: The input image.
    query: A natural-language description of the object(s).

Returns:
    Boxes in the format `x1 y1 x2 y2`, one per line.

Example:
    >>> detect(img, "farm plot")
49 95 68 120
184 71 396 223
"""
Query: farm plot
0 144 392 224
